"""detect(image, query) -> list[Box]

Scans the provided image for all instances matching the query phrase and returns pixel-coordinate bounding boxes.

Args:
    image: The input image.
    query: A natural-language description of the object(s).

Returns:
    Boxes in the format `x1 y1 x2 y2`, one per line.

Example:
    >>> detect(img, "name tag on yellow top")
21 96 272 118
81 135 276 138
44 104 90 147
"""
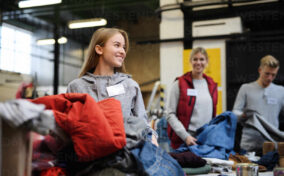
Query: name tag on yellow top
107 84 125 97
187 89 198 96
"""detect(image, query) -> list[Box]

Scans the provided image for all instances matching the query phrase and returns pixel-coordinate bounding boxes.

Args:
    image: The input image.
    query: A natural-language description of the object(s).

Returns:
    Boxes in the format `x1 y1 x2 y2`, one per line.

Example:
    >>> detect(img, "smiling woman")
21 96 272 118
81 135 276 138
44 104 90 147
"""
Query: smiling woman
66 28 155 143
166 47 218 149
77 28 129 78
93 32 126 75
65 27 184 175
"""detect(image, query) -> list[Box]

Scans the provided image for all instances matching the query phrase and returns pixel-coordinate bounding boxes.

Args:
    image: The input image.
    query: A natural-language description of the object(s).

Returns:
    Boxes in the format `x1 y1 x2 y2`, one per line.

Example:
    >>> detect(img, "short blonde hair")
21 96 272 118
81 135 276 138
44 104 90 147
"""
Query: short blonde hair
189 47 209 61
260 55 279 68
79 28 129 77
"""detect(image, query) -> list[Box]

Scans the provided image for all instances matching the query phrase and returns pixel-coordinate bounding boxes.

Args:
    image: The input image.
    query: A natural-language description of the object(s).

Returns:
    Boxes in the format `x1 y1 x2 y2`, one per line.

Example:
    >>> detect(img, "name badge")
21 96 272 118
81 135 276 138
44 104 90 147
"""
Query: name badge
267 98 277 105
187 89 198 96
106 84 125 97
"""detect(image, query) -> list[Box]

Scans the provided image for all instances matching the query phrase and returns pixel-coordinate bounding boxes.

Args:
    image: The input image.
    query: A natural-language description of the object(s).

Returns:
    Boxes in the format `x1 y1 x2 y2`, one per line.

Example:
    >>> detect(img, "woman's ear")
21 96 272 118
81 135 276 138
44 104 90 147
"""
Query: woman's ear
95 45 103 55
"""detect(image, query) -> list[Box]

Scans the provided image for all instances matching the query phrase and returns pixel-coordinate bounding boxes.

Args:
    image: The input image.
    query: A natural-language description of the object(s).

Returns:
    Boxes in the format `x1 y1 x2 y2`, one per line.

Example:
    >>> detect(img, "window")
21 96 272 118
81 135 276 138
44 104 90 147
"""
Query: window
0 23 32 74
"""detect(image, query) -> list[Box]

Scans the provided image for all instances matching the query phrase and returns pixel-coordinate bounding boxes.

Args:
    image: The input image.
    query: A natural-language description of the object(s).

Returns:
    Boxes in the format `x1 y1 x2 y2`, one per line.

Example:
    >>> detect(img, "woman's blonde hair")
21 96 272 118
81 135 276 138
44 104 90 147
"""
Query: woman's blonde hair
189 47 209 61
79 28 129 77
260 55 279 68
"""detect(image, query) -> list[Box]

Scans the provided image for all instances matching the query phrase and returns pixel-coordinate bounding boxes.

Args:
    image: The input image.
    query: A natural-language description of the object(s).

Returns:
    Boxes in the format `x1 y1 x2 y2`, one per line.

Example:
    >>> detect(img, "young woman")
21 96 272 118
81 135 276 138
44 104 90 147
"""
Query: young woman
67 28 158 143
166 47 218 149
66 28 184 175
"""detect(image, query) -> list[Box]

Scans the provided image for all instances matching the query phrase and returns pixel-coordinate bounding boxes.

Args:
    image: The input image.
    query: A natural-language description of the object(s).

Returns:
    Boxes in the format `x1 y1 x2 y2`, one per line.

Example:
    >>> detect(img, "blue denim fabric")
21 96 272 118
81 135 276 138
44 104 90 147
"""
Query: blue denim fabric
131 141 185 176
157 117 170 143
177 144 235 160
156 117 172 152
176 111 237 160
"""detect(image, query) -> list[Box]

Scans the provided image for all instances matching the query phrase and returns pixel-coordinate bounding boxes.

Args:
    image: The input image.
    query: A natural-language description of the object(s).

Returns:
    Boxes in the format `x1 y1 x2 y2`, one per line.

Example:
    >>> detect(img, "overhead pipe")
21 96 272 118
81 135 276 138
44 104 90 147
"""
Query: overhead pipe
2 0 156 19
137 31 284 45
156 0 279 13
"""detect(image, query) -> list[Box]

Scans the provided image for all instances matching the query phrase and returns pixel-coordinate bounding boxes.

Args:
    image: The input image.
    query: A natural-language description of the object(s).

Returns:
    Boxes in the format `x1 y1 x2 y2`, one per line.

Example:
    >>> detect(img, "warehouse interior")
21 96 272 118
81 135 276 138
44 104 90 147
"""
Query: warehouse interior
1 0 284 175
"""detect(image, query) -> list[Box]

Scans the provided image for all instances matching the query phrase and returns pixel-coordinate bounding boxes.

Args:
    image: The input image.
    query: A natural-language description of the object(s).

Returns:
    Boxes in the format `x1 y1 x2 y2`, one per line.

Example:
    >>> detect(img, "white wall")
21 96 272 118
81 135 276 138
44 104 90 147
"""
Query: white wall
160 0 184 99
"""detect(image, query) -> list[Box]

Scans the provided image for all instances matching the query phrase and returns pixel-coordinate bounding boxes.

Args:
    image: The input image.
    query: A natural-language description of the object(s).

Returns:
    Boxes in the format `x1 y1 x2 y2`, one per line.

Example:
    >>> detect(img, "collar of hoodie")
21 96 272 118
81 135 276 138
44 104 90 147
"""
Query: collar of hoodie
82 72 131 86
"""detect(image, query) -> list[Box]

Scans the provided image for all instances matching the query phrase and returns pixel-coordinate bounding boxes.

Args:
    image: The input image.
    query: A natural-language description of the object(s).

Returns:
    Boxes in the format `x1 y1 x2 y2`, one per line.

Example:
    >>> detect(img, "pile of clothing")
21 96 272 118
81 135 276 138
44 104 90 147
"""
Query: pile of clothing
170 111 280 175
0 93 183 176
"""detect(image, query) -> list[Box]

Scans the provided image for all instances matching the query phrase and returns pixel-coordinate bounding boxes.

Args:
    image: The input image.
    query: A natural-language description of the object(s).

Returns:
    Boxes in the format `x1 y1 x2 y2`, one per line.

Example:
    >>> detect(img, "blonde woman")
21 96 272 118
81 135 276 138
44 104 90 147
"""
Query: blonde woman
67 27 158 145
67 28 184 176
167 47 218 149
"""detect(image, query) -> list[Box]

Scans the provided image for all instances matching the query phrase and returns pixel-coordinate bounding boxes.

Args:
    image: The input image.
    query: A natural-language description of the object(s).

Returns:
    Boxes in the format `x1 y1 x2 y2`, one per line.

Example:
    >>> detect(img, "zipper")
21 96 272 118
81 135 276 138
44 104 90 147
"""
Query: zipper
188 96 193 105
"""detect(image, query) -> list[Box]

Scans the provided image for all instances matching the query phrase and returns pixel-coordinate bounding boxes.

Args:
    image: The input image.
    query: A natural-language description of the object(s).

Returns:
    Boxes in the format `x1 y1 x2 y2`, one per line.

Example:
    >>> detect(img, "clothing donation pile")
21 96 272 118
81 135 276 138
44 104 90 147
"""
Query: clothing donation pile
0 93 184 176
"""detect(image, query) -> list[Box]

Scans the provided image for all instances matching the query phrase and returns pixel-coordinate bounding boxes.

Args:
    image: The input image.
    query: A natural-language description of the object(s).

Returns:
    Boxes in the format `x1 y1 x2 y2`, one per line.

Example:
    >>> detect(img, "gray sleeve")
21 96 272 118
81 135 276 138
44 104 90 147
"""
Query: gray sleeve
232 85 247 121
281 87 284 115
66 81 77 93
66 79 83 93
66 84 72 93
133 85 148 122
133 84 158 138
282 99 284 115
166 80 190 142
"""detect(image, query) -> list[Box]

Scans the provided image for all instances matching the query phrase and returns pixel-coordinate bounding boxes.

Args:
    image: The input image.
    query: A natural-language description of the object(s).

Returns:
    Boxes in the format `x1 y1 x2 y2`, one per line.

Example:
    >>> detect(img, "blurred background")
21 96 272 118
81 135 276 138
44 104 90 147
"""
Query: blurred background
1 0 284 175
0 0 283 111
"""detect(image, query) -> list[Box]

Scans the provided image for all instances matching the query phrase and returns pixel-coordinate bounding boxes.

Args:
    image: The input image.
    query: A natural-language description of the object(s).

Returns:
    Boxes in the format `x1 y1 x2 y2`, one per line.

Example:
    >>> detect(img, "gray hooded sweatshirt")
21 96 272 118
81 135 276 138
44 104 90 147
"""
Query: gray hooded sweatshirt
67 72 157 147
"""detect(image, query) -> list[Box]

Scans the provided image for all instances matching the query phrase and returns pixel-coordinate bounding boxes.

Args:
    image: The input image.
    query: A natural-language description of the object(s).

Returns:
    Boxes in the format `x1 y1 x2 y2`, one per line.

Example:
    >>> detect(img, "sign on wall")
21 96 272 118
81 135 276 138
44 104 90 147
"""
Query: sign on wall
183 48 223 115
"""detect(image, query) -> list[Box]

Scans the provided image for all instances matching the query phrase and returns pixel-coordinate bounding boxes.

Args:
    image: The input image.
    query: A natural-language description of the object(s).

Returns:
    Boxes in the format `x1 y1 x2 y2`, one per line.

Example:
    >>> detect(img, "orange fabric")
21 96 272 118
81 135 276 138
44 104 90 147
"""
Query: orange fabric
40 167 66 176
32 93 126 162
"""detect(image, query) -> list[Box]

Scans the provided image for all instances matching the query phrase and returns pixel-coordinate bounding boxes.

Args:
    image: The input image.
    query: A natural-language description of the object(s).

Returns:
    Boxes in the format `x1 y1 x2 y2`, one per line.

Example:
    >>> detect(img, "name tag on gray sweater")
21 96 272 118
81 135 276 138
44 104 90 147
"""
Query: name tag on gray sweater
107 84 125 97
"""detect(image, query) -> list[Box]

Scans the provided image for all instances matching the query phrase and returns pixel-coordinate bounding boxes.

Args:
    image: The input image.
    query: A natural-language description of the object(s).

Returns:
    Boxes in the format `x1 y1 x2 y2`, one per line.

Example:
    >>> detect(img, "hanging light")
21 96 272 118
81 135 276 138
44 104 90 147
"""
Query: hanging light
19 0 62 8
37 37 67 45
68 18 107 29
58 37 67 44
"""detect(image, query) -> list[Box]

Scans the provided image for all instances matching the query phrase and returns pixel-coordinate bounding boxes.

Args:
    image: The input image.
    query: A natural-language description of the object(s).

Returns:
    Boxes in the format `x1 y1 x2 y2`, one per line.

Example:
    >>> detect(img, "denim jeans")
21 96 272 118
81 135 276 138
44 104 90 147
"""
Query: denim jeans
156 117 172 152
131 141 184 176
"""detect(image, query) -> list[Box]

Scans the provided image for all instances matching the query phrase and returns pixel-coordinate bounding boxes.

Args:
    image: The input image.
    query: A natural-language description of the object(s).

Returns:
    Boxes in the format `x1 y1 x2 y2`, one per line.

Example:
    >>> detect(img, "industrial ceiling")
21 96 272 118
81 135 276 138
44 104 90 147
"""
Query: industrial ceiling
1 0 159 45
1 0 284 45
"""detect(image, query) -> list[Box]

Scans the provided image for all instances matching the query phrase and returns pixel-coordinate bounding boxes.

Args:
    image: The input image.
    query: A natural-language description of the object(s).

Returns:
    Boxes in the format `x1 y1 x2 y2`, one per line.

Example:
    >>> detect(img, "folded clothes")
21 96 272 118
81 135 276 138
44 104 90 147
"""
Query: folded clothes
203 158 234 166
169 151 206 168
183 164 211 175
0 99 45 127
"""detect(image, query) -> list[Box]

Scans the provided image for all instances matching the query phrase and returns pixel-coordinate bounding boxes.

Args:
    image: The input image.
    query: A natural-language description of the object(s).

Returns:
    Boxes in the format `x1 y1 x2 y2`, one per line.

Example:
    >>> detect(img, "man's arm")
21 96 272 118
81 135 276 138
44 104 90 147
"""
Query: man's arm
232 85 248 121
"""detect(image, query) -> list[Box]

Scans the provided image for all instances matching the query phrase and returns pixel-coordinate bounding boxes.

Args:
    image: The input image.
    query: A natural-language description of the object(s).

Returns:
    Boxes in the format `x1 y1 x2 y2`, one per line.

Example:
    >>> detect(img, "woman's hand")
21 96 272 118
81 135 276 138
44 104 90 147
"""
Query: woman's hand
185 135 197 146
152 135 159 146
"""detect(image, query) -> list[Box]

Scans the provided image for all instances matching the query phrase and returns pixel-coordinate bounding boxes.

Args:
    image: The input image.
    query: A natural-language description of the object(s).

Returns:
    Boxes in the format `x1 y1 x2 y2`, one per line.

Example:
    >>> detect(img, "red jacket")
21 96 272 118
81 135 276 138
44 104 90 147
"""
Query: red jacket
167 72 218 149
32 93 126 162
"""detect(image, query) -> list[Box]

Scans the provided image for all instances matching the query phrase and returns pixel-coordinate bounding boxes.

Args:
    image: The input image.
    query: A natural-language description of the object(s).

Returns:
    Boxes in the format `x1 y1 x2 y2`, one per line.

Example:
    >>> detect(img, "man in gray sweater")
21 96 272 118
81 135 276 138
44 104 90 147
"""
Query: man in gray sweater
233 55 284 154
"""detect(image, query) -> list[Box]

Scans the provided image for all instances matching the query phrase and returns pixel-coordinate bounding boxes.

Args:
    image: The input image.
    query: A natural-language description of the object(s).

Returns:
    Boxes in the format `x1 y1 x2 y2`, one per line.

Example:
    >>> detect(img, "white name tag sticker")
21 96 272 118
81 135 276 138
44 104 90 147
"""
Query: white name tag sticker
187 89 198 96
107 84 125 97
267 98 277 105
